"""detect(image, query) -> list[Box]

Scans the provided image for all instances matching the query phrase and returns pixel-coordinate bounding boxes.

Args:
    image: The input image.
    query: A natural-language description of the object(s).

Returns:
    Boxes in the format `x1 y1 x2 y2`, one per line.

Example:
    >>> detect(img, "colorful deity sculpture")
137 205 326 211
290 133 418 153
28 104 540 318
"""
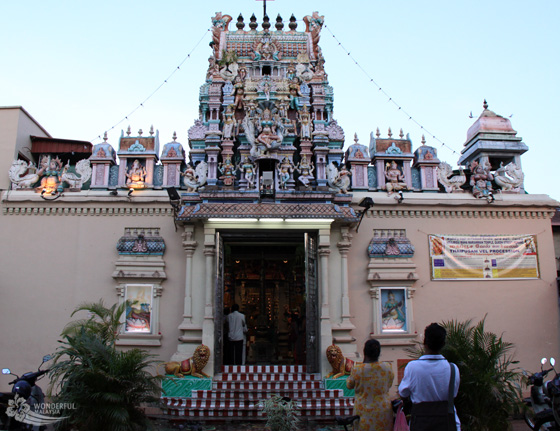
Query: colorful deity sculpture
296 155 315 188
469 160 493 199
277 157 295 190
219 155 237 186
37 155 64 194
238 156 257 189
385 161 407 194
125 159 147 189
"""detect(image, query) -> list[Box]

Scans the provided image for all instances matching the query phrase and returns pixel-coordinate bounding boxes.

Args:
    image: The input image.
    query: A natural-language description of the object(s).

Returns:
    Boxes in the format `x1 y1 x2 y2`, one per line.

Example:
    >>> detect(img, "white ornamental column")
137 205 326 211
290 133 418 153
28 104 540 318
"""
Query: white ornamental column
178 225 201 341
202 226 216 374
333 225 357 360
318 228 333 374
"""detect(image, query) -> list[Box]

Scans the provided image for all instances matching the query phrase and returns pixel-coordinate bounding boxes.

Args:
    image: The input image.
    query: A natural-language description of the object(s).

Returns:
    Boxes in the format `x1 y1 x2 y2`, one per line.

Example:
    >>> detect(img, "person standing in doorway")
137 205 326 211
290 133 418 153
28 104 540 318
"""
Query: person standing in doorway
227 304 247 365
398 323 461 431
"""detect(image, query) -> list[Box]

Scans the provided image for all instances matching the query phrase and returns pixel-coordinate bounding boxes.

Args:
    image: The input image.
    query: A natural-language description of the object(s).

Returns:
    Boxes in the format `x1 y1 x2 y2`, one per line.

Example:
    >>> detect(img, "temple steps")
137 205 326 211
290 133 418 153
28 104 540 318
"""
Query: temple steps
161 364 354 420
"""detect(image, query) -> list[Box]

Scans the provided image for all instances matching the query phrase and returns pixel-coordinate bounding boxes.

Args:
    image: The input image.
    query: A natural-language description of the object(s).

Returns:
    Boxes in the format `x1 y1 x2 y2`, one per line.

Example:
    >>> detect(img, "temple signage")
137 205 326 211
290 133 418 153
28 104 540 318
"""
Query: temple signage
429 234 539 280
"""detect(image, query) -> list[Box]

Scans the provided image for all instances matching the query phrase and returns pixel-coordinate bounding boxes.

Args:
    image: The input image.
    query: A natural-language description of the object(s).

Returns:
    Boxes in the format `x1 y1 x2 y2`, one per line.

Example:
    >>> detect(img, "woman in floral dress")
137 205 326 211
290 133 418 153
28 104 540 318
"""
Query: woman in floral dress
347 339 395 430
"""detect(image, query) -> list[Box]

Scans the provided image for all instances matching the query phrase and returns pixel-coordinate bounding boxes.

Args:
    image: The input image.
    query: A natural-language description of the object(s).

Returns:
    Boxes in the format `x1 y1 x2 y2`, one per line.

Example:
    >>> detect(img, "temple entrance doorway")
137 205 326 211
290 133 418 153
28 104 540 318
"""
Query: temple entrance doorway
215 231 319 372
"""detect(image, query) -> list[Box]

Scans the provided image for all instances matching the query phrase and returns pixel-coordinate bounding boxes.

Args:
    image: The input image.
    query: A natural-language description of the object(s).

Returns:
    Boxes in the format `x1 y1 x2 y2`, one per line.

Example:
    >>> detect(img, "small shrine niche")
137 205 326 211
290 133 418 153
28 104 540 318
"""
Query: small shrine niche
117 127 160 189
160 133 186 188
9 136 93 193
113 227 166 346
413 138 440 191
90 134 117 189
367 229 418 345
369 129 413 193
459 100 528 195
345 134 370 191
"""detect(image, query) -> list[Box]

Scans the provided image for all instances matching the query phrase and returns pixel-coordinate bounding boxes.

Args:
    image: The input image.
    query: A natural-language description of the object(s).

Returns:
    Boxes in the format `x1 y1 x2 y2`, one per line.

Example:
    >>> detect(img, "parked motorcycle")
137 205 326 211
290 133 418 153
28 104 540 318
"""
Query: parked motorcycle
0 355 51 430
524 357 560 431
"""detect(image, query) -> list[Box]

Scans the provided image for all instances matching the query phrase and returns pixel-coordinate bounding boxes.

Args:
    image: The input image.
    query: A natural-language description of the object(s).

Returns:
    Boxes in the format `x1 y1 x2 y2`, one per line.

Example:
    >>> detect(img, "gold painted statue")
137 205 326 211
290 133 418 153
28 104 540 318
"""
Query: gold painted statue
161 345 211 378
325 344 354 379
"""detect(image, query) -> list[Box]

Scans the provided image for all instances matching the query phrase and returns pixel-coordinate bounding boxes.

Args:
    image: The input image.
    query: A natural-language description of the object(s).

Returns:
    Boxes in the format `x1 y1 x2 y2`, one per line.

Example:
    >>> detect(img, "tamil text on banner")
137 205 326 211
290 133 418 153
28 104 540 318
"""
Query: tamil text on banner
429 234 539 280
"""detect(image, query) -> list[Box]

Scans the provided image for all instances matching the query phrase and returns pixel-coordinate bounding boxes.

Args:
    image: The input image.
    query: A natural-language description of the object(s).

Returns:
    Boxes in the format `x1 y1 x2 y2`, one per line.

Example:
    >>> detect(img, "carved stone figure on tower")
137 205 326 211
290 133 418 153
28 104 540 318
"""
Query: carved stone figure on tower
181 162 208 193
126 159 147 189
62 159 92 190
296 154 315 188
210 13 232 58
244 111 284 158
385 161 407 194
494 161 524 192
299 105 313 139
222 104 237 139
469 160 493 199
9 160 39 189
277 157 294 190
36 155 64 194
437 162 466 193
238 156 257 189
303 12 324 60
327 161 351 194
252 35 281 61
219 155 237 186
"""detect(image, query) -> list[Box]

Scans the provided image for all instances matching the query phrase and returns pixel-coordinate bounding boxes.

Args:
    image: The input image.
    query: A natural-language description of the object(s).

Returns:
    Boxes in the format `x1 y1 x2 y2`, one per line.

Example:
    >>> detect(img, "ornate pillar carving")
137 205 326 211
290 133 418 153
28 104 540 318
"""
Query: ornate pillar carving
177 224 201 343
201 226 217 374
333 225 357 359
318 229 333 375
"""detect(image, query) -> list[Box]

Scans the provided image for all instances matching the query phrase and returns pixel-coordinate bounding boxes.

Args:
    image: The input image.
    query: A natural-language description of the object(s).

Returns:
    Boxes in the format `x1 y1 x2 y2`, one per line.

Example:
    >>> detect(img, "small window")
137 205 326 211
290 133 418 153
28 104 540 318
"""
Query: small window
262 65 271 75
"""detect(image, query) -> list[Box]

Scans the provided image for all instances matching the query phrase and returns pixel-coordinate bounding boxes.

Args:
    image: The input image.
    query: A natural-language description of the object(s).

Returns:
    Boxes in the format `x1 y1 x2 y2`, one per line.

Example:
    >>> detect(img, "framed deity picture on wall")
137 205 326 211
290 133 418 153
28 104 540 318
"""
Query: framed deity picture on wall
379 288 407 333
125 284 153 333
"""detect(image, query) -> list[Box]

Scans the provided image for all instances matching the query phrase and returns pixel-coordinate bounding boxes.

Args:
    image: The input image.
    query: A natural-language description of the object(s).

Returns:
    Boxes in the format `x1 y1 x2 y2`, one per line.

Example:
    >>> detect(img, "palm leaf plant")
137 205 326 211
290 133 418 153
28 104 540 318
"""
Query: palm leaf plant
49 300 163 431
405 317 523 431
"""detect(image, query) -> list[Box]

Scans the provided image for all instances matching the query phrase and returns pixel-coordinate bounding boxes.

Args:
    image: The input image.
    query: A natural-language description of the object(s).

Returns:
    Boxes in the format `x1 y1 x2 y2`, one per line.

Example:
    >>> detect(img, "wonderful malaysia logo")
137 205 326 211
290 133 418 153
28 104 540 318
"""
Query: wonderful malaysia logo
6 393 73 427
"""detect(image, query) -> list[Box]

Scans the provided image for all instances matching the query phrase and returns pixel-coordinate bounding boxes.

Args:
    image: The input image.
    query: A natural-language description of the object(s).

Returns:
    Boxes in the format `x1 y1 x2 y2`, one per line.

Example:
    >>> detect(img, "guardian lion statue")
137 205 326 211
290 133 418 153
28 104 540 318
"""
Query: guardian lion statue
161 345 211 378
325 344 354 379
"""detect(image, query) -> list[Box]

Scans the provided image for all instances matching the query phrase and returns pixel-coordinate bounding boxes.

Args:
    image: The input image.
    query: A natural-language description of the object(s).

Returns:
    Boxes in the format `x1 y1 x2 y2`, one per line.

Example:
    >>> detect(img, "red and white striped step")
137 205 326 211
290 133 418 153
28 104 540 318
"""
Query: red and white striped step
161 364 354 420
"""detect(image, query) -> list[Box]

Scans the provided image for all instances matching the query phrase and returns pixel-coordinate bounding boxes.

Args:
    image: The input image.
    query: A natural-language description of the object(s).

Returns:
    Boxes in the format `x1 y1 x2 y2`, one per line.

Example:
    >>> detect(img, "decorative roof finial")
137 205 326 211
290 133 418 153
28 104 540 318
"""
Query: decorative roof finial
421 134 426 145
262 14 271 31
126 126 131 136
388 127 392 138
376 127 380 138
249 14 258 31
275 14 284 31
483 99 488 110
103 131 108 142
289 14 297 31
354 133 358 144
172 131 177 142
399 128 404 139
236 14 245 31
149 125 154 136
138 129 143 136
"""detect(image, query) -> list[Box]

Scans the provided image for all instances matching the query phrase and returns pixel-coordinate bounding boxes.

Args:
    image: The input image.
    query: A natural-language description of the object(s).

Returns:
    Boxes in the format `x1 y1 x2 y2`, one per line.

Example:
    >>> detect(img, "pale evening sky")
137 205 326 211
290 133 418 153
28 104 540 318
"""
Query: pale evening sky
2 0 558 200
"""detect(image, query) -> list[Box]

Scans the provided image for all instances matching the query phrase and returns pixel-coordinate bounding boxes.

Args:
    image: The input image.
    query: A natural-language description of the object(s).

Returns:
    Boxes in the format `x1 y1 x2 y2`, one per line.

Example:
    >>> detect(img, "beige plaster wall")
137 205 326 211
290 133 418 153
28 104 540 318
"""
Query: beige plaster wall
347 192 560 384
1 189 558 395
0 195 187 392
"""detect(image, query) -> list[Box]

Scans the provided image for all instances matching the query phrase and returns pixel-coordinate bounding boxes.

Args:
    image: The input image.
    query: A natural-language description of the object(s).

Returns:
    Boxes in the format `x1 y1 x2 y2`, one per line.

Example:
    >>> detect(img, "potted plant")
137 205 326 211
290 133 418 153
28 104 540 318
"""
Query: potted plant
259 395 300 431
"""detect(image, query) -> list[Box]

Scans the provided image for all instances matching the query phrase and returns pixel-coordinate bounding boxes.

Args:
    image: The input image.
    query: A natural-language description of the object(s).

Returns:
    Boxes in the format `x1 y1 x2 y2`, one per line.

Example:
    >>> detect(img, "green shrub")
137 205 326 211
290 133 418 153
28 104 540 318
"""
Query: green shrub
49 300 162 431
406 318 523 431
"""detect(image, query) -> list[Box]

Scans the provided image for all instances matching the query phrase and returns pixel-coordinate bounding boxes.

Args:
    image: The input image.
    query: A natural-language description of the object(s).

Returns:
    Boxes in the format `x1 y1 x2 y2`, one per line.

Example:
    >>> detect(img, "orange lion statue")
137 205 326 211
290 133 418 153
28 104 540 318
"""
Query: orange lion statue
161 344 211 378
325 344 354 379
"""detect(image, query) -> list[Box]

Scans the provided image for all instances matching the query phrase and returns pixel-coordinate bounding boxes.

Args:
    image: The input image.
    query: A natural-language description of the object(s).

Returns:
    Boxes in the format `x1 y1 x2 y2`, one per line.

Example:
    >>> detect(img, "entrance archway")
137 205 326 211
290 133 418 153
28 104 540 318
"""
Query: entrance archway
214 231 319 372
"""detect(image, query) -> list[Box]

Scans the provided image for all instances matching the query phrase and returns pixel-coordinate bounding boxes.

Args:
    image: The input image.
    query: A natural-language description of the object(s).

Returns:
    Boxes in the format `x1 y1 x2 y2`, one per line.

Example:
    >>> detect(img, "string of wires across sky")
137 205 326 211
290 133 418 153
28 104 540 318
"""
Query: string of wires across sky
91 23 460 157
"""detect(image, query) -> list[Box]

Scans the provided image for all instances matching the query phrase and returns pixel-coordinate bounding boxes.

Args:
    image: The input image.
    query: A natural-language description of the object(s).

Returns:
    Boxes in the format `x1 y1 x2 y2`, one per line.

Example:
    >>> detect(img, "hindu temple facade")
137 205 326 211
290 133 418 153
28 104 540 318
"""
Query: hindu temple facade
1 11 559 400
